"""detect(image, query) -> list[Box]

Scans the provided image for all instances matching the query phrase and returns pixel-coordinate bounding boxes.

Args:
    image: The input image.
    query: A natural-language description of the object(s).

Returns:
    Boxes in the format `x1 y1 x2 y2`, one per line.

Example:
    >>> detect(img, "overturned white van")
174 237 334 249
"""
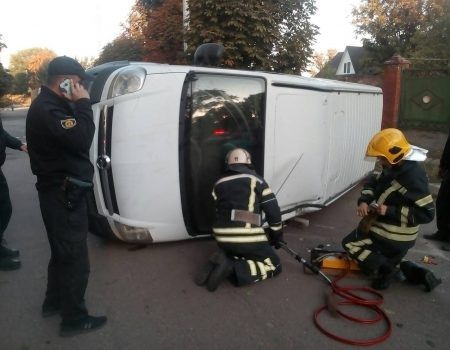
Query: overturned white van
85 61 382 243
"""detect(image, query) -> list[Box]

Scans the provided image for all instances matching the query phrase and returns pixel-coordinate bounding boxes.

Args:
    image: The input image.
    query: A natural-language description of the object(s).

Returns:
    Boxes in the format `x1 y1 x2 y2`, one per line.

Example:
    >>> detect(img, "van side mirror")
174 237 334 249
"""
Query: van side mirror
193 43 224 67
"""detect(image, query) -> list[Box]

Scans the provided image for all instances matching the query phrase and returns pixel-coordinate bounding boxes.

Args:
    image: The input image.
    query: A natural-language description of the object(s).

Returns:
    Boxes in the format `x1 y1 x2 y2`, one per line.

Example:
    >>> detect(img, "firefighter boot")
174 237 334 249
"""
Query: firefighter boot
0 256 21 270
195 252 224 286
400 261 442 292
371 266 400 290
206 253 233 292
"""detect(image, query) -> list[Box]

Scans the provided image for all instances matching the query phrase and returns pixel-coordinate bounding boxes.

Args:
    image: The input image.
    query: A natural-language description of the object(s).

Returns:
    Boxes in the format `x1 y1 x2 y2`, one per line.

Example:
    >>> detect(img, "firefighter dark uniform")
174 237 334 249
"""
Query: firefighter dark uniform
342 128 440 291
424 130 450 249
26 56 106 335
196 148 284 292
0 117 24 269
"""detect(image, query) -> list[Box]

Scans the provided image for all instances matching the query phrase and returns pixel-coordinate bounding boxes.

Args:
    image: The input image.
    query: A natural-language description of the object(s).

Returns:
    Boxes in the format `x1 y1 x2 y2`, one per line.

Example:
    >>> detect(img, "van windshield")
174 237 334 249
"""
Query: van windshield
180 73 266 235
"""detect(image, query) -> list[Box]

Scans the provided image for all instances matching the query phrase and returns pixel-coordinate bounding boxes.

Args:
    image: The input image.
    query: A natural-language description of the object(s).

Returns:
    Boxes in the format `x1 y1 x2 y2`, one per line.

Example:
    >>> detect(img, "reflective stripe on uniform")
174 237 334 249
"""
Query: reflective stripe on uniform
213 227 265 234
357 249 371 262
401 206 409 226
262 188 273 196
371 223 418 241
378 180 403 204
246 178 257 229
415 195 433 207
247 260 257 276
361 189 374 196
214 173 263 186
256 261 267 280
215 235 268 243
270 224 283 231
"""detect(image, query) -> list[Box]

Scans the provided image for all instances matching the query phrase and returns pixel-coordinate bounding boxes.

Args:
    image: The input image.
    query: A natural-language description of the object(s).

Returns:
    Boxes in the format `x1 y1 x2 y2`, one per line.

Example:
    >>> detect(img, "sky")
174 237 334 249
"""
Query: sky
0 0 361 69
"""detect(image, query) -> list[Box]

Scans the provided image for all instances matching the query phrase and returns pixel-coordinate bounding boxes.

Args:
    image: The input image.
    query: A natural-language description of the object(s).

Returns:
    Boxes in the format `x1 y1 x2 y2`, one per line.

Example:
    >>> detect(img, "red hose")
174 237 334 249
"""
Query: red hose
313 267 392 346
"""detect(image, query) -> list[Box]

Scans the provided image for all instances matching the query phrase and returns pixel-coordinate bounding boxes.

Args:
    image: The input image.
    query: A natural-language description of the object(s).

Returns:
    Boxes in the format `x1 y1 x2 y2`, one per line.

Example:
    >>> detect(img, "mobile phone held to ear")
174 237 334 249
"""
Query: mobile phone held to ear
59 78 72 98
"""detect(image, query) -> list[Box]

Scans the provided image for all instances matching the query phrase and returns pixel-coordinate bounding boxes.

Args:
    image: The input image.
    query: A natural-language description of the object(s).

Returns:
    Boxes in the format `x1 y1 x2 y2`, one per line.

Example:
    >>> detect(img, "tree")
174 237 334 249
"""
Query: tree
185 0 318 73
9 48 56 91
411 0 450 68
308 49 338 77
0 34 12 98
95 36 145 65
141 0 185 63
352 0 447 68
0 62 12 98
0 34 6 52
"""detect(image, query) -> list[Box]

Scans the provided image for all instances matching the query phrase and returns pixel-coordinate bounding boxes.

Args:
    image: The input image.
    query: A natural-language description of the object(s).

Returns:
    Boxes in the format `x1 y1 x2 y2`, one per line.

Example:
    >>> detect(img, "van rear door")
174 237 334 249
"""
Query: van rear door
180 73 267 235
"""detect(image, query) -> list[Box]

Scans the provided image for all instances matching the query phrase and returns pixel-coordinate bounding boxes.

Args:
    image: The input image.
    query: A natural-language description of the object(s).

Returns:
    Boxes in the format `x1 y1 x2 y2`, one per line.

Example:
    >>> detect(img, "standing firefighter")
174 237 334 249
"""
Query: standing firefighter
342 128 441 291
196 148 284 292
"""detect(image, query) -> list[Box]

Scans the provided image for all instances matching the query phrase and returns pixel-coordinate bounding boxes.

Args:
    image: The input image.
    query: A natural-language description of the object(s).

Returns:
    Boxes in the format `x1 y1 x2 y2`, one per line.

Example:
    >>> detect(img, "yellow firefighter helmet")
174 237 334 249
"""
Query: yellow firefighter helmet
366 128 412 164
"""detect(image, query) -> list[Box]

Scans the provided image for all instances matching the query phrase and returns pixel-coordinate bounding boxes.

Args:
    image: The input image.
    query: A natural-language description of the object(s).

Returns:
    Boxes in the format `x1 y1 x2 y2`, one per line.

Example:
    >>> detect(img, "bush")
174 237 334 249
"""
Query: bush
0 94 30 108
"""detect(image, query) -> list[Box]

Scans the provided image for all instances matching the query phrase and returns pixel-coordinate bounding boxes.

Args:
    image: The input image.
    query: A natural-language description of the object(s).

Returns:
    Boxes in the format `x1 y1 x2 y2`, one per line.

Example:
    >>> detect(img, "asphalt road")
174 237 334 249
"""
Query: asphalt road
0 108 449 350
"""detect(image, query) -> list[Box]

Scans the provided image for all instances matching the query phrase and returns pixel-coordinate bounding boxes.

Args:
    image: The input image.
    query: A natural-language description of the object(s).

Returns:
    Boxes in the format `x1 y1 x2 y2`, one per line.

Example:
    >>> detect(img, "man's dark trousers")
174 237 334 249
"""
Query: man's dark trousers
436 174 450 239
0 170 12 242
38 186 90 321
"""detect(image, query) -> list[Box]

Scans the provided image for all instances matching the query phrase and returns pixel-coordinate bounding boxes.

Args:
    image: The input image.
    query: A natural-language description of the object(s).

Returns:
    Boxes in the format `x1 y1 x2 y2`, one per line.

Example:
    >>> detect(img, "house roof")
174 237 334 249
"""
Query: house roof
345 46 366 73
316 46 370 77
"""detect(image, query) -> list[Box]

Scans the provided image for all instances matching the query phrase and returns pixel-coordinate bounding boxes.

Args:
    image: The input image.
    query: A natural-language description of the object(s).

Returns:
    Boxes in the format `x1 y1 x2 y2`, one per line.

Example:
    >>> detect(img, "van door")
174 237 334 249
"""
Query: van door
180 73 266 235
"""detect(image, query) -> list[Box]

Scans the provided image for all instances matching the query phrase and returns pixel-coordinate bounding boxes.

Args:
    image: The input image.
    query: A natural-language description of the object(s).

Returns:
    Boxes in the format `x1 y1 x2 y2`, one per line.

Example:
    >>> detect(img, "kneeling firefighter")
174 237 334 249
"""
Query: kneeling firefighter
342 128 441 291
195 148 285 292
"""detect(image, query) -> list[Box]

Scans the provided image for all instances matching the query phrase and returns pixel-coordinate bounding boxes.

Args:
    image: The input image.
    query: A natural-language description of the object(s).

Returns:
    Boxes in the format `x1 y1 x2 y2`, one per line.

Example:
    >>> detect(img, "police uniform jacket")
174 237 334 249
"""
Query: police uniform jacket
358 160 434 243
0 118 23 167
440 132 450 172
26 86 95 190
212 164 282 244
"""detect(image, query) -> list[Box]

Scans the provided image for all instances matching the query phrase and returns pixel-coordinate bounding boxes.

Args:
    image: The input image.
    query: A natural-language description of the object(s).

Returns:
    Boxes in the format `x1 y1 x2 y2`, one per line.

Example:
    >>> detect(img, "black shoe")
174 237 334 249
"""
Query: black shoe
195 252 231 286
423 232 448 243
60 315 107 337
442 243 450 252
0 256 21 270
0 244 20 258
371 268 401 290
42 302 61 318
206 254 233 292
423 271 442 292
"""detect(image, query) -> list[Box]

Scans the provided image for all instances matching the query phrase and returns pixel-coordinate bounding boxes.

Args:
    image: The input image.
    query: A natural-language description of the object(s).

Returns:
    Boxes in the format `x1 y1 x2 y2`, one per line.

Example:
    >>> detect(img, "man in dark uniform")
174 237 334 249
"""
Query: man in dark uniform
342 128 440 291
26 56 106 336
423 131 450 251
0 117 27 270
195 148 284 292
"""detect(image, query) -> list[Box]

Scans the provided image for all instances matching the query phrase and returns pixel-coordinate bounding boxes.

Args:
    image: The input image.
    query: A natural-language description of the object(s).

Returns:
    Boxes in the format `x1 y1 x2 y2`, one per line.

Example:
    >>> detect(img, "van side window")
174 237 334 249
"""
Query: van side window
181 73 266 234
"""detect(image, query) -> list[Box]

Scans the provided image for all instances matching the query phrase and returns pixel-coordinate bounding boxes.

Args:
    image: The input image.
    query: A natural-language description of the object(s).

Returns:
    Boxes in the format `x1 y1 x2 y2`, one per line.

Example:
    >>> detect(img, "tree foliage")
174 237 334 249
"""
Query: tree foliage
0 34 6 52
0 62 12 98
352 0 448 68
141 0 185 63
95 36 145 65
411 0 450 67
309 49 338 77
185 0 318 73
0 34 12 97
9 48 56 91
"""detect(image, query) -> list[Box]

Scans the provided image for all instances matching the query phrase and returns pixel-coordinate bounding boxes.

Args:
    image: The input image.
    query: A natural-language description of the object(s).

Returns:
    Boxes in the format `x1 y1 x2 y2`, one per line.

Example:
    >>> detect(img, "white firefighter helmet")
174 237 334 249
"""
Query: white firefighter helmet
226 148 252 165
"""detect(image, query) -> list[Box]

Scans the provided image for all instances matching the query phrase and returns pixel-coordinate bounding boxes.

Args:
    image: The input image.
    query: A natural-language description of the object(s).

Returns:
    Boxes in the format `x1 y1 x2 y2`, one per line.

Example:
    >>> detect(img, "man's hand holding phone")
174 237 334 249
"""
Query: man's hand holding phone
60 79 90 101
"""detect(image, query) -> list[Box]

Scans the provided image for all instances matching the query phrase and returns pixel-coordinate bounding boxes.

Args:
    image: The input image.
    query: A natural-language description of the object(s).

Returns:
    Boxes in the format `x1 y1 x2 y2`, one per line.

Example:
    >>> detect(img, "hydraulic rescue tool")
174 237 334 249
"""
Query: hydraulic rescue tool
280 240 392 346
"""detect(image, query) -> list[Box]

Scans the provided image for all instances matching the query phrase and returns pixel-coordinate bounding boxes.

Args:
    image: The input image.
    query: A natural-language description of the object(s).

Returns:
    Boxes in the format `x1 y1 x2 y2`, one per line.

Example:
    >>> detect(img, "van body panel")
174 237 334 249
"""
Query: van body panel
87 62 382 243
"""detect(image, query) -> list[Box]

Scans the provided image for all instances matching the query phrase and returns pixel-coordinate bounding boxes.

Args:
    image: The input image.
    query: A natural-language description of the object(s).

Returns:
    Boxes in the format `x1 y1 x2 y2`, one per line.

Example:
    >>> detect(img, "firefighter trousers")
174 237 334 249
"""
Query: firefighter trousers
218 241 282 286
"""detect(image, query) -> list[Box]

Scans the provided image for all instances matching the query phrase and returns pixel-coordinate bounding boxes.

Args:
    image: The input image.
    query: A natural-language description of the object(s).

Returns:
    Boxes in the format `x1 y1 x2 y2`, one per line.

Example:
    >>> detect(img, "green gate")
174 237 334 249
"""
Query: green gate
398 70 450 131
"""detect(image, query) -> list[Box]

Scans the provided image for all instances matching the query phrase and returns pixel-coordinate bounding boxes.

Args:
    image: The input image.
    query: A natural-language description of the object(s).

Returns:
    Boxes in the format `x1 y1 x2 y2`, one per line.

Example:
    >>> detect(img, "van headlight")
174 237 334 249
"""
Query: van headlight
108 66 146 98
114 222 153 242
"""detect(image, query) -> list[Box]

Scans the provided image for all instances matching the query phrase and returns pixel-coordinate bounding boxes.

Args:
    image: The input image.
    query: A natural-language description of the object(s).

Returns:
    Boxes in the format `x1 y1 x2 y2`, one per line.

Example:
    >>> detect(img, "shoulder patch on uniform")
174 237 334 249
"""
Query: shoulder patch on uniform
61 118 77 129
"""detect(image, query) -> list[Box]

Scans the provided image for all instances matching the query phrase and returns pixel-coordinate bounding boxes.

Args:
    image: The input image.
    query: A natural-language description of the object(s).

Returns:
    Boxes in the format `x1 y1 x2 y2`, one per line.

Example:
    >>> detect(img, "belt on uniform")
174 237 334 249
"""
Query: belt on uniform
231 209 261 226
